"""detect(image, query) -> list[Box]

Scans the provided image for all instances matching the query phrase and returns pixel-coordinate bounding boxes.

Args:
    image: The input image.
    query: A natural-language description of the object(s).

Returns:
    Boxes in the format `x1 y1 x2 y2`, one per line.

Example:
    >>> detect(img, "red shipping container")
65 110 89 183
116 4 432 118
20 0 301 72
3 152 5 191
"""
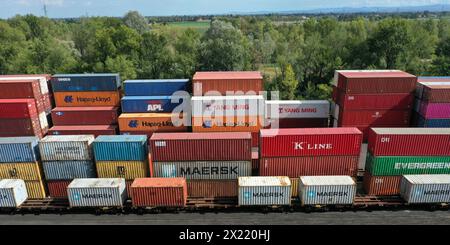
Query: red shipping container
363 172 401 196
47 180 71 198
187 180 238 198
43 93 52 113
368 128 450 156
48 125 118 137
251 132 259 147
265 118 329 128
336 92 413 110
193 71 263 96
332 85 339 102
251 148 259 171
131 178 187 207
259 156 359 177
0 118 43 138
0 99 38 119
351 125 406 143
150 132 252 161
260 128 362 157
335 71 417 94
422 84 450 103
51 107 119 126
0 79 43 99
336 109 411 126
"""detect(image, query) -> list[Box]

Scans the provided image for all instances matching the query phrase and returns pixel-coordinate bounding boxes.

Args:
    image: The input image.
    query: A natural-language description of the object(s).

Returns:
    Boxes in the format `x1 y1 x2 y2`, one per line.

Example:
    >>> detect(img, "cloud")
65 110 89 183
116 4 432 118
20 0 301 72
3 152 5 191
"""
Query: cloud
17 0 65 6
44 0 64 6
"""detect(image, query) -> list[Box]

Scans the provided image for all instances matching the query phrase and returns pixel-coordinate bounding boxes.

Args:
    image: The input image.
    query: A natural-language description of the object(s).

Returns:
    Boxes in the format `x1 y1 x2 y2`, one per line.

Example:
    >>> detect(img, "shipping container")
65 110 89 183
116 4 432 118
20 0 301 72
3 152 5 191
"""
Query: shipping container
187 180 237 198
400 175 450 204
120 131 154 138
333 70 417 94
153 161 252 180
0 79 44 100
124 79 189 96
118 113 188 132
0 137 39 162
0 76 49 96
366 153 450 176
193 71 263 96
260 128 362 157
0 179 28 207
96 161 149 179
265 100 330 119
121 96 189 113
192 95 264 117
265 118 329 129
422 84 450 103
51 107 119 125
93 135 147 161
298 176 356 205
251 132 259 147
359 144 368 171
419 102 450 119
332 86 338 102
192 115 263 133
53 91 120 107
417 116 450 127
24 180 47 199
131 178 187 207
416 80 450 99
39 135 95 161
42 161 96 180
335 93 413 110
126 180 133 199
368 128 450 156
0 99 37 118
67 178 127 207
0 162 43 181
51 73 120 92
334 107 411 126
259 156 359 177
48 125 117 137
238 176 291 206
0 118 43 138
252 148 259 171
150 132 252 161
363 172 401 195
47 180 71 198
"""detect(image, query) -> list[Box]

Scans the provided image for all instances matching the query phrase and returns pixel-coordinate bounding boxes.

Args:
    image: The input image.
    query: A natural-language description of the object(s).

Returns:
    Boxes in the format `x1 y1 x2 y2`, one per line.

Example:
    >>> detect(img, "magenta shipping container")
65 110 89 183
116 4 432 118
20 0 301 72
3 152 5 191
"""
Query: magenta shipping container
419 102 450 119
260 128 362 157
368 128 450 156
150 132 252 161
51 107 119 125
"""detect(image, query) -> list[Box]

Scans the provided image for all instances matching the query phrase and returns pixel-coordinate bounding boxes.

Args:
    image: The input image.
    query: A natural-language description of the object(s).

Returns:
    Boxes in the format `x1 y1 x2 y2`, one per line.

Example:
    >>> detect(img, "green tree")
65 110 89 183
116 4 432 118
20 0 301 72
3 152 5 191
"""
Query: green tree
280 64 299 100
123 11 149 34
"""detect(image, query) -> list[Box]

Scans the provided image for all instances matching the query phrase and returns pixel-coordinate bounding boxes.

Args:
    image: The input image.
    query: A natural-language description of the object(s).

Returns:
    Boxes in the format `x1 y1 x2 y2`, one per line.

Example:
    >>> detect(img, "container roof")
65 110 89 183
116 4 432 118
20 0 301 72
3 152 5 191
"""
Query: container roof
423 84 450 89
132 178 186 188
151 132 252 140
50 125 116 130
239 176 291 186
338 70 415 78
418 76 450 82
52 106 117 112
191 95 264 101
266 100 329 105
119 113 178 118
300 176 355 186
41 135 95 142
260 127 362 137
124 79 189 83
0 136 39 144
193 71 263 80
403 174 450 184
371 128 450 135
121 96 173 100
53 73 119 77
69 178 124 188
0 179 24 188
0 98 36 103
94 135 147 143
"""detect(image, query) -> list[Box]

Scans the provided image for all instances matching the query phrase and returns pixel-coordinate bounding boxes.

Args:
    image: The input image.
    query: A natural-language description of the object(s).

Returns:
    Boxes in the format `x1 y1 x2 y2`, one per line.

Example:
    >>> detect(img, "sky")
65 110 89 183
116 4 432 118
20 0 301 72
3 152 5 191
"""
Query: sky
0 0 449 18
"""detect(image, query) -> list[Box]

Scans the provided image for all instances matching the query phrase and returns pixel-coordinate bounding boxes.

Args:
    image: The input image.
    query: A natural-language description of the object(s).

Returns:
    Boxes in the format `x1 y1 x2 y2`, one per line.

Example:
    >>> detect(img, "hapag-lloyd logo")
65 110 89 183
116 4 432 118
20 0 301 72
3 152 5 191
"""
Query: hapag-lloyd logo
294 142 333 150
65 95 111 103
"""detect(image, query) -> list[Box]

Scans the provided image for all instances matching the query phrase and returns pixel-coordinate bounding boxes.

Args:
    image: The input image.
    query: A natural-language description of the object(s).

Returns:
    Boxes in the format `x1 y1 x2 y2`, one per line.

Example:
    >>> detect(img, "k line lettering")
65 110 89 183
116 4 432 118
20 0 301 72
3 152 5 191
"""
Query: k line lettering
294 142 333 150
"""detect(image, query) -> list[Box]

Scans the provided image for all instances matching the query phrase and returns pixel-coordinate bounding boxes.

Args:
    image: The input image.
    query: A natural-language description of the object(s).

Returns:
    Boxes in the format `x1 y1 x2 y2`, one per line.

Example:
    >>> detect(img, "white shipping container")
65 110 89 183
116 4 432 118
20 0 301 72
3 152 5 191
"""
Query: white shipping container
191 95 264 117
358 144 368 171
238 176 291 206
67 178 127 207
153 161 252 180
400 175 450 204
299 176 356 205
39 135 95 161
265 100 330 119
0 179 28 207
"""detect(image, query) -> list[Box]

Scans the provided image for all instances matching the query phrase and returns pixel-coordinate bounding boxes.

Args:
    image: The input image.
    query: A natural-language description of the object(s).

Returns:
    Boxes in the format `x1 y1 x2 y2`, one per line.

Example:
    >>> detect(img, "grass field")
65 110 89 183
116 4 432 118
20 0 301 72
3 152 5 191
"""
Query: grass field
151 21 211 36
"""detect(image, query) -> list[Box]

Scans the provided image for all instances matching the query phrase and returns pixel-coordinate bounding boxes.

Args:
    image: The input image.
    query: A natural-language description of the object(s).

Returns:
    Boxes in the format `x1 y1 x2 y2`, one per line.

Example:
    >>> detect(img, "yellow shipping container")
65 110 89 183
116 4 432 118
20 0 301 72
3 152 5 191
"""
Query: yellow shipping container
96 161 149 180
290 178 299 198
25 180 47 199
0 162 43 181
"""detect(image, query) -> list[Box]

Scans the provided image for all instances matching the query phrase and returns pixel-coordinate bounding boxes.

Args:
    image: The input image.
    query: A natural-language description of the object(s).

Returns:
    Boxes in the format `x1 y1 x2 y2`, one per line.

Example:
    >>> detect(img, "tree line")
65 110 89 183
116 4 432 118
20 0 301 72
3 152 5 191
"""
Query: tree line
0 11 449 100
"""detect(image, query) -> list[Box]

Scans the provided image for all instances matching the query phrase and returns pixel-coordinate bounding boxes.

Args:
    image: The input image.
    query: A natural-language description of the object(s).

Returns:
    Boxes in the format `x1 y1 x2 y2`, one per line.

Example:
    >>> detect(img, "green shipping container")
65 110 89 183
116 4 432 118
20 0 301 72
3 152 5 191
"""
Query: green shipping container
366 153 450 176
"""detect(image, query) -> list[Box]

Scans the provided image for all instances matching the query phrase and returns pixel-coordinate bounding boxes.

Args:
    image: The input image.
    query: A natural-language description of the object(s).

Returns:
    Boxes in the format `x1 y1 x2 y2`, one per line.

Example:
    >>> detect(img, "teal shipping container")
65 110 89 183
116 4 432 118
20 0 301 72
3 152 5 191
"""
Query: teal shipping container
93 135 148 161
0 137 40 163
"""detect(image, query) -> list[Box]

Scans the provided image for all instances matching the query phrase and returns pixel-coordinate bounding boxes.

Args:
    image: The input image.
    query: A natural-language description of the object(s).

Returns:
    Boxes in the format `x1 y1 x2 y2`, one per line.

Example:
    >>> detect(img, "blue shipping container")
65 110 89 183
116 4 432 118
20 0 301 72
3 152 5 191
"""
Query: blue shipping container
0 137 40 163
42 161 96 180
93 135 148 161
417 115 450 127
124 79 190 96
51 73 121 92
121 96 189 113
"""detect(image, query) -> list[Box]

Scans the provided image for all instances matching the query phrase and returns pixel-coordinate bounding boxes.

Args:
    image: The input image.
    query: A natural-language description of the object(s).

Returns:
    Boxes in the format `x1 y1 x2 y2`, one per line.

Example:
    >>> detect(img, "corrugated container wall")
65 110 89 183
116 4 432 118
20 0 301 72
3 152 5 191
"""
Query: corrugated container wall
419 102 450 119
265 100 330 119
51 107 119 125
121 96 189 113
0 162 43 180
0 99 37 118
131 178 187 207
0 137 40 162
51 73 121 92
48 125 117 137
39 135 95 161
96 161 149 179
53 91 121 107
363 172 401 195
42 161 96 180
93 135 148 161
238 177 291 206
118 113 188 132
67 178 127 207
422 84 450 103
124 79 189 96
192 95 264 117
400 175 450 204
193 71 263 96
335 93 413 110
366 154 450 176
25 180 47 199
0 179 28 207
47 180 71 198
298 176 356 205
187 180 238 198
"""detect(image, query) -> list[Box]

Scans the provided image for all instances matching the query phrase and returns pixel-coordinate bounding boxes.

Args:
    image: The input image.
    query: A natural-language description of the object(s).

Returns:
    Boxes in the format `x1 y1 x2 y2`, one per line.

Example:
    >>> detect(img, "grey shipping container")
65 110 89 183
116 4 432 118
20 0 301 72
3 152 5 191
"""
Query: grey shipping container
0 137 40 163
238 176 291 206
39 135 95 161
400 175 450 204
67 178 127 207
298 176 356 205
42 161 96 180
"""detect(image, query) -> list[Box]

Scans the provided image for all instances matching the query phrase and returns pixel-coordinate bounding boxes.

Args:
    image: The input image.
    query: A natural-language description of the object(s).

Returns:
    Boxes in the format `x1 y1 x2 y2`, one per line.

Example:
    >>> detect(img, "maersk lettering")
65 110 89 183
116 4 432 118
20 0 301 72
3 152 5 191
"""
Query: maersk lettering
423 190 450 195
0 194 8 200
316 191 348 197
252 192 284 198
81 193 113 199
294 142 333 150
180 166 239 176
394 162 450 170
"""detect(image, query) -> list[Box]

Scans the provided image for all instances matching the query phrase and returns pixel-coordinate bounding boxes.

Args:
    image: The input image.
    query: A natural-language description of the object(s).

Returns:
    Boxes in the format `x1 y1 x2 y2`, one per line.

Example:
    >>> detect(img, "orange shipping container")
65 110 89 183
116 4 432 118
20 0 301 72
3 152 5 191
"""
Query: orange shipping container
187 179 238 198
118 113 188 132
54 91 120 107
192 115 263 132
131 178 187 207
193 71 263 96
363 172 402 196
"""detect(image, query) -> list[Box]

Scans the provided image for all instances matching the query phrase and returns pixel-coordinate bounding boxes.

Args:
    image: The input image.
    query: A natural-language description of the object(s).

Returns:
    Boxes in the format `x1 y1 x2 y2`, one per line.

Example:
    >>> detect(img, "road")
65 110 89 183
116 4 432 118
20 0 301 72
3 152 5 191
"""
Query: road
0 210 449 225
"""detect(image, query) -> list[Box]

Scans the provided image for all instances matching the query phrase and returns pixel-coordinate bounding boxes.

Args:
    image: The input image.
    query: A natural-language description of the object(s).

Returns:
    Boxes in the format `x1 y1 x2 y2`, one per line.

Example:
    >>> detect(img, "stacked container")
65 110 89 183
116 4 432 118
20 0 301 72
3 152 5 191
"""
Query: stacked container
0 179 28 207
150 132 252 198
331 70 416 142
400 175 450 204
238 176 291 206
265 100 330 128
93 135 149 198
298 176 357 205
192 71 264 148
259 128 363 178
364 128 450 196
39 135 96 198
67 178 127 207
49 74 121 136
0 137 46 198
412 77 450 127
119 79 190 138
